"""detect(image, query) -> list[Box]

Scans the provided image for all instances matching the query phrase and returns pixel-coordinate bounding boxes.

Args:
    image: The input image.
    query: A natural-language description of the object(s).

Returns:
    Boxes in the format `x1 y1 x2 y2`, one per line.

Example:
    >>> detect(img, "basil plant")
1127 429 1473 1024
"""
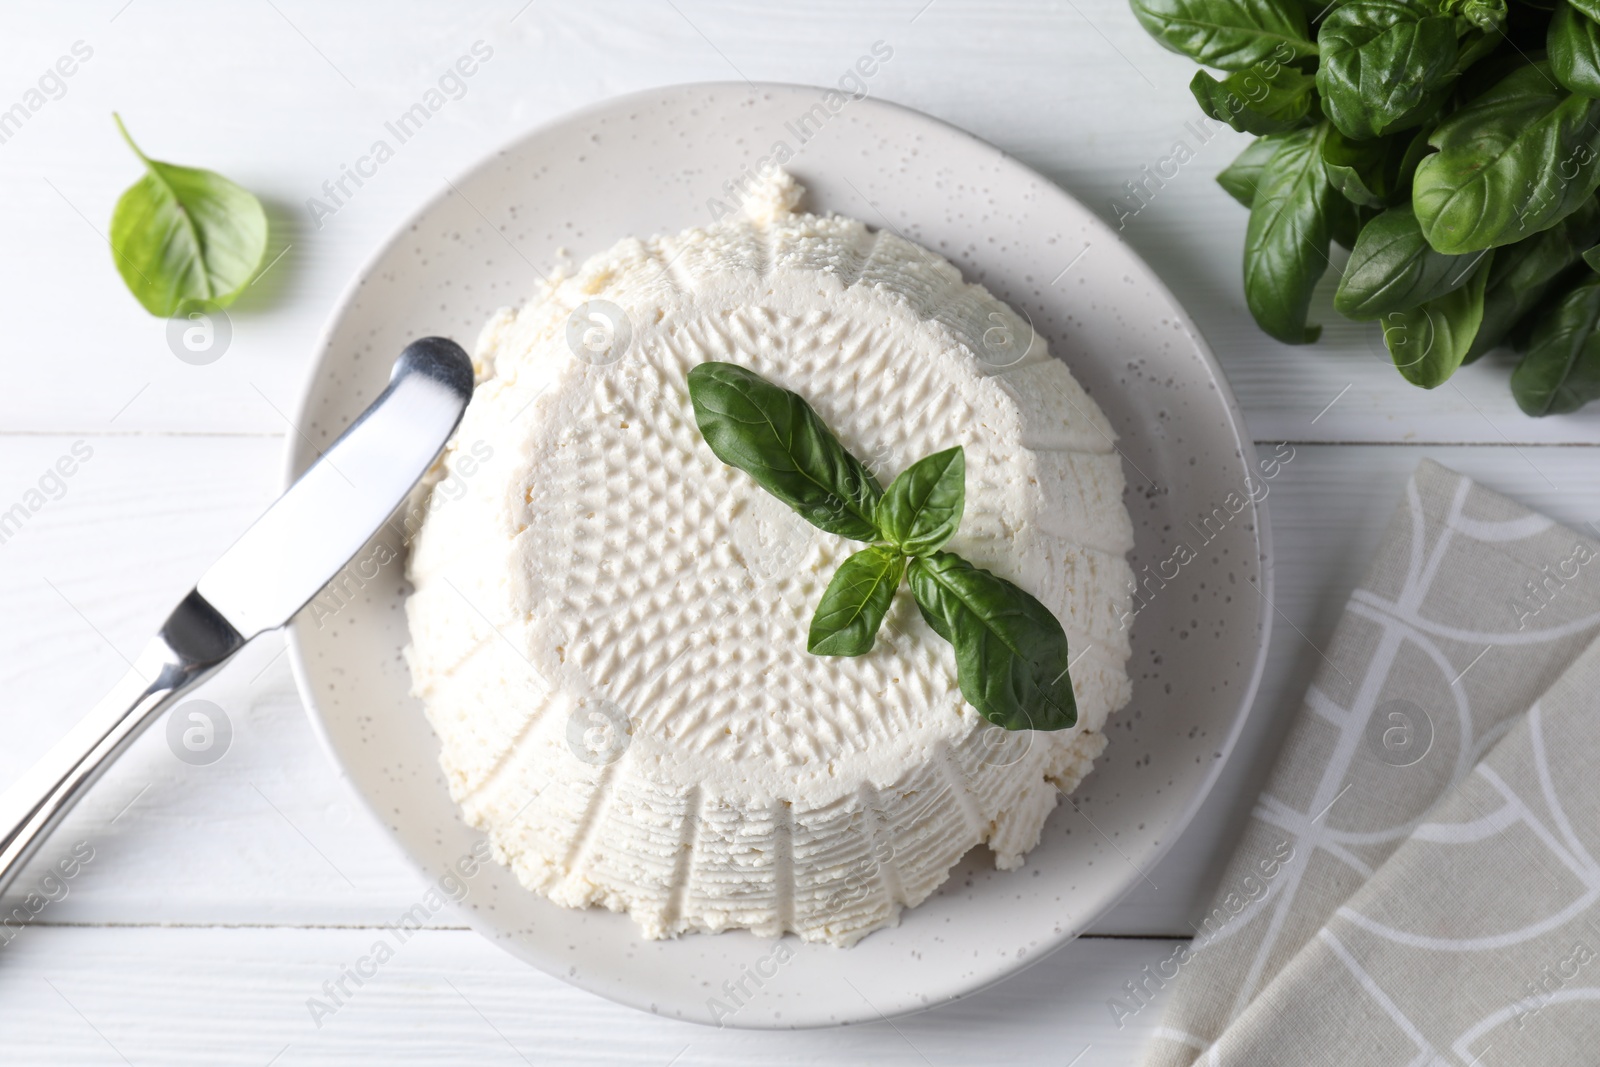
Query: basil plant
1132 0 1600 415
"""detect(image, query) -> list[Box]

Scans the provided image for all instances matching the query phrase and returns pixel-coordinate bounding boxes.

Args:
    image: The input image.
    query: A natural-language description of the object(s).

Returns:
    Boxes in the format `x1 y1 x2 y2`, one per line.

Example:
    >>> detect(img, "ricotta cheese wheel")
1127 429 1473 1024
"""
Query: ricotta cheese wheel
404 170 1135 947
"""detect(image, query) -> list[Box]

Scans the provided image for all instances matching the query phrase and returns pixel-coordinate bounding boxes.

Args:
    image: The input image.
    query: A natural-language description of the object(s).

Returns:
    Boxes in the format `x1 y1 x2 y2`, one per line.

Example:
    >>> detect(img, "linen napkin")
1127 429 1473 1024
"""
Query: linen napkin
1141 459 1600 1066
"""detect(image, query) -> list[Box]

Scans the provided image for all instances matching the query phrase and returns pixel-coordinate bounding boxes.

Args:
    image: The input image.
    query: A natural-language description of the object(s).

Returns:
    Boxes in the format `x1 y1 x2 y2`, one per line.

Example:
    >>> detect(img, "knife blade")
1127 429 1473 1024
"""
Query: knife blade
200 337 473 639
0 336 474 898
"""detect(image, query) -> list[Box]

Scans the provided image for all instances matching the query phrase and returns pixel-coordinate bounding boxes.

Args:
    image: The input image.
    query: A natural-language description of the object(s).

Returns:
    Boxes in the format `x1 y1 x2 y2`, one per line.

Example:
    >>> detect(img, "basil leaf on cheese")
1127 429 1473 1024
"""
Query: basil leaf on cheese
688 362 1077 730
687 361 882 541
808 545 905 656
876 446 965 557
907 552 1077 732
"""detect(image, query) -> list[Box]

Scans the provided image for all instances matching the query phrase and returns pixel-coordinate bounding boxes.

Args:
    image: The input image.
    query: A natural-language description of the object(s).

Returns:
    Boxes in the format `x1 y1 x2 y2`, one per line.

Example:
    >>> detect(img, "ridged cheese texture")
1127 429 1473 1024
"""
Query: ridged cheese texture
404 169 1136 947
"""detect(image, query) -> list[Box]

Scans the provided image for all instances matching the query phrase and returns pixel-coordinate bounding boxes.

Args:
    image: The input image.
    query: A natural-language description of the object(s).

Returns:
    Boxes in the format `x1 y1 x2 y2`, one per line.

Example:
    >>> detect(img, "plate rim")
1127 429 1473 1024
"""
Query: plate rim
283 79 1275 1028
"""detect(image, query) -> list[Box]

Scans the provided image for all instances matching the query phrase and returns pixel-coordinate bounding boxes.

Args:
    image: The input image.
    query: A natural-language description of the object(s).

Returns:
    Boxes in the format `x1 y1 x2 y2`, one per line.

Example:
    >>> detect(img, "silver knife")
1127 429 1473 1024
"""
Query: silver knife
0 337 473 898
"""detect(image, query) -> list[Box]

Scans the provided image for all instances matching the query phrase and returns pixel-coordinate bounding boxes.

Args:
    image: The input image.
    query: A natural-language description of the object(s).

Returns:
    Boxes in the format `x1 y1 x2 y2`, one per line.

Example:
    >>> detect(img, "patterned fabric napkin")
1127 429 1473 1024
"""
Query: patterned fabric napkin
1142 459 1600 1066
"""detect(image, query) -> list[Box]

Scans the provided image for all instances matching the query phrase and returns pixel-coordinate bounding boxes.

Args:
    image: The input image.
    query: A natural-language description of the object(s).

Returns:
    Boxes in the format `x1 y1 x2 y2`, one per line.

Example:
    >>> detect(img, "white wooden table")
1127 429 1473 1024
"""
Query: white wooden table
4 2 1598 1063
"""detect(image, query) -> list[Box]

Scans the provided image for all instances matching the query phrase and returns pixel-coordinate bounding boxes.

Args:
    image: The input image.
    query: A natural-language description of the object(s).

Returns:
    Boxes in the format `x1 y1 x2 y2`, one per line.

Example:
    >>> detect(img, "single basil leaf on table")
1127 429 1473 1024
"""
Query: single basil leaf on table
907 552 1077 732
1334 204 1480 317
1217 136 1282 207
1466 198 1600 362
1380 250 1493 387
807 545 906 656
686 361 883 541
1190 66 1318 135
1511 274 1600 414
1243 122 1336 344
1129 0 1316 70
1551 0 1600 97
1316 0 1459 140
875 446 965 557
1413 61 1600 253
109 113 268 317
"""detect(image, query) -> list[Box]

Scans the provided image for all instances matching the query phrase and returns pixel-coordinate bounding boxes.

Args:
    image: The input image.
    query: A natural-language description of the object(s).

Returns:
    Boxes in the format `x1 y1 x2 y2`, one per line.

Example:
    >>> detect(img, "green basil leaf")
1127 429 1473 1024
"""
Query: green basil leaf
1467 198 1600 361
876 446 965 557
1316 0 1459 140
1569 0 1600 22
1474 0 1509 30
109 113 268 317
1511 273 1600 414
807 545 905 656
907 552 1076 732
1244 122 1336 344
686 361 882 541
1551 0 1600 96
1512 274 1600 414
1327 193 1372 251
1217 137 1282 207
1380 249 1492 386
1442 0 1508 32
1130 0 1316 71
1585 244 1600 272
1413 61 1600 253
1335 205 1480 317
1322 127 1401 208
1393 118 1437 195
1190 66 1318 135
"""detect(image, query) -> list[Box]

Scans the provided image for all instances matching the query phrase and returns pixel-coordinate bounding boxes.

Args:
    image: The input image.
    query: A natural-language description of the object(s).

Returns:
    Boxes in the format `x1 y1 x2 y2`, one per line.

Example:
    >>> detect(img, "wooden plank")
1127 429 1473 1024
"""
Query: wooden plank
0 926 1175 1064
0 434 279 785
0 1 1594 442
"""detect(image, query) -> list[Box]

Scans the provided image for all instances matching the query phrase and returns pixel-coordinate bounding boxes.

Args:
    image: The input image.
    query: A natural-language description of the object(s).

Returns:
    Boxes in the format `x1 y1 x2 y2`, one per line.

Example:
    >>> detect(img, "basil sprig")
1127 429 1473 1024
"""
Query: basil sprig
687 361 1077 732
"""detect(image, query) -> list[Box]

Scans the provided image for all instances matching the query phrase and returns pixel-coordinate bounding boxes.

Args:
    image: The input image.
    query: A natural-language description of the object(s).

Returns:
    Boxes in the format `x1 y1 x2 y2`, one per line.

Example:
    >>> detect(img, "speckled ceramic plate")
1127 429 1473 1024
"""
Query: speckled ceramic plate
285 82 1271 1029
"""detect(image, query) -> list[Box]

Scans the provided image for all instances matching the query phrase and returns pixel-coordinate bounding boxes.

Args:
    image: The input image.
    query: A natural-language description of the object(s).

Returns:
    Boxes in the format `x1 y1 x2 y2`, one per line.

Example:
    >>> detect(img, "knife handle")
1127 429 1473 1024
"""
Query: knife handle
0 590 245 900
